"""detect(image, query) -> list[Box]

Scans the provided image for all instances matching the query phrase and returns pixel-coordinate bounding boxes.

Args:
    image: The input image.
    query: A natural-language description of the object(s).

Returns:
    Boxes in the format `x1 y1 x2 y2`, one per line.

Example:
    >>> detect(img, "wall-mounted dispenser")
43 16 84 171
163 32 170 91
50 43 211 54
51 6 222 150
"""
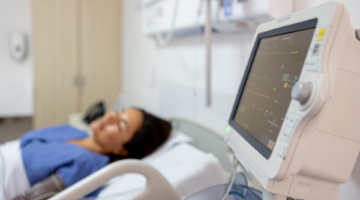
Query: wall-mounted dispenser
9 31 28 61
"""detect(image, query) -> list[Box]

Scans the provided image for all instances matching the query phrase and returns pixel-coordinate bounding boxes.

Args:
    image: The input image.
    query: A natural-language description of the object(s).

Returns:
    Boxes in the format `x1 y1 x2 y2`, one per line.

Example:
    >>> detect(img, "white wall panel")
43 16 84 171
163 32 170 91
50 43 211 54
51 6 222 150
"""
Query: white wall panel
121 0 255 130
0 0 33 117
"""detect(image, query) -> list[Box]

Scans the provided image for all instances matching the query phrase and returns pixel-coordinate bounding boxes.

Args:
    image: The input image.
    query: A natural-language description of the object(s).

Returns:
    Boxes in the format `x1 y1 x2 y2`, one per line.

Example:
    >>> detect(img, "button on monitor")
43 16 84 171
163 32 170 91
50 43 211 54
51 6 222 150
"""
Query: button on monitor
282 134 290 143
287 114 300 128
312 43 322 55
277 143 287 158
307 57 318 71
284 127 293 136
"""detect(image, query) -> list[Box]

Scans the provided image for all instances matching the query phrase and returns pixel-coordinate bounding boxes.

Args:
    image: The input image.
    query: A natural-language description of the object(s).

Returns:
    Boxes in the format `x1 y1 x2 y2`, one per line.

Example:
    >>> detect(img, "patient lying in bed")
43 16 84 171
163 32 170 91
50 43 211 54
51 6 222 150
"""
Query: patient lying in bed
0 108 171 200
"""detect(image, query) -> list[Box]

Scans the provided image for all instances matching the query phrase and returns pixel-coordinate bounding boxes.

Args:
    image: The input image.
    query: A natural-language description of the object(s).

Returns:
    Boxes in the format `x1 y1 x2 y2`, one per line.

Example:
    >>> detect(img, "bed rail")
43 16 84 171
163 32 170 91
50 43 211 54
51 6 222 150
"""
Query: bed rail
49 159 180 200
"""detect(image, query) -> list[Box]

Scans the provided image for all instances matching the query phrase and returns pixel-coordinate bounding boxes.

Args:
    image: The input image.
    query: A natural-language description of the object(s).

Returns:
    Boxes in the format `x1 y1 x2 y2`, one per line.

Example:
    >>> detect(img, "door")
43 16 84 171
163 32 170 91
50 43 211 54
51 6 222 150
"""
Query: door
80 0 121 112
32 0 80 128
32 0 121 128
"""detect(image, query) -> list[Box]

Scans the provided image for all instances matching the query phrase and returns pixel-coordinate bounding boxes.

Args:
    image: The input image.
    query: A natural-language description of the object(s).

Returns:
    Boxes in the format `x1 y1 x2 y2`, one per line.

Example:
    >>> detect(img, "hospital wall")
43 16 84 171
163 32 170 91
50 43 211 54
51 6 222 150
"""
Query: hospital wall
120 0 360 132
0 0 33 143
0 0 33 117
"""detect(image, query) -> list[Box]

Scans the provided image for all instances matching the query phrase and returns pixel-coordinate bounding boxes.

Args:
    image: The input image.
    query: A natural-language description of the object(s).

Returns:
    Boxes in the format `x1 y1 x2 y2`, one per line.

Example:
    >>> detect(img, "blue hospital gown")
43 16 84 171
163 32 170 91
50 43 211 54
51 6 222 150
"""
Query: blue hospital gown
20 125 109 197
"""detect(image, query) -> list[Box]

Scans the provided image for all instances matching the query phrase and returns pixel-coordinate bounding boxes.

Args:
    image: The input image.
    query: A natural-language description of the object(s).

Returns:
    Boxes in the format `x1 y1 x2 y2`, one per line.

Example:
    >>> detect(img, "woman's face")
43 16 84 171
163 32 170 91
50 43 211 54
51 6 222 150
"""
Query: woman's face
90 108 144 156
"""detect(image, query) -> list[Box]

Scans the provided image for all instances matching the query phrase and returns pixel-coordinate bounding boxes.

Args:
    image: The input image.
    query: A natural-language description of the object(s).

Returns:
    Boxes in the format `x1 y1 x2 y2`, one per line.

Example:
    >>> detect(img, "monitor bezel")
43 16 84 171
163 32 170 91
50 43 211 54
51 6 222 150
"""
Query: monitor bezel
229 18 318 159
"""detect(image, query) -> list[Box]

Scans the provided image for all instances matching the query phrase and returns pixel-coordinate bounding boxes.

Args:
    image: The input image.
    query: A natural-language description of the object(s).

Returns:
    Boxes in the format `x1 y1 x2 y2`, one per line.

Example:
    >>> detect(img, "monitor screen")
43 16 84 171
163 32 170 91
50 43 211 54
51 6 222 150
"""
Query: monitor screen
233 28 315 151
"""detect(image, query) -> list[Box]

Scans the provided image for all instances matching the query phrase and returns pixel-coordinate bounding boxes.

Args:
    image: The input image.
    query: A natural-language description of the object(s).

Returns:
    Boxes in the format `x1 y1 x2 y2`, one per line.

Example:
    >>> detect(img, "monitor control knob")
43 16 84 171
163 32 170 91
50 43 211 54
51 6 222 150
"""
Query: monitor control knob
291 82 312 104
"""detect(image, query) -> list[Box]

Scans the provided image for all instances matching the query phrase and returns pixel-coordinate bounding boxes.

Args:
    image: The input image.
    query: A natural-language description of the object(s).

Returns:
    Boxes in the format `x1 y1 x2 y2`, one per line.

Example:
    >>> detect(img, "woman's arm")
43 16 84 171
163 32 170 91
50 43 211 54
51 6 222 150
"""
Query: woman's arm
12 174 66 200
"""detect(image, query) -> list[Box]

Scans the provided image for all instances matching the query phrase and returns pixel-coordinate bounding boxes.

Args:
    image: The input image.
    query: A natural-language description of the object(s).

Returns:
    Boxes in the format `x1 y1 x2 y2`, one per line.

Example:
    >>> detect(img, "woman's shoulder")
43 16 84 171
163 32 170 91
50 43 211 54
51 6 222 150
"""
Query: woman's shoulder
22 142 109 187
54 145 109 191
24 124 86 136
21 125 88 145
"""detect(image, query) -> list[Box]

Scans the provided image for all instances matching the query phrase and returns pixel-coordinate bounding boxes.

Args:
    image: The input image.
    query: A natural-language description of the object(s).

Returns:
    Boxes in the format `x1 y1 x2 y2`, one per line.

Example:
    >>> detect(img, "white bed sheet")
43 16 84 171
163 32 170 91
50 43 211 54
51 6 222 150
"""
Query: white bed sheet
0 140 30 200
97 133 227 200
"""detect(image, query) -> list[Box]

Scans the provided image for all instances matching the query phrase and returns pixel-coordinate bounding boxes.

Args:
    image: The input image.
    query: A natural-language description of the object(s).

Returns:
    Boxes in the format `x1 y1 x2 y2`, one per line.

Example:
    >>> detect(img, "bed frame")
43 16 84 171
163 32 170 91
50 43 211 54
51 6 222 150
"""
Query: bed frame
57 113 260 200
54 114 233 200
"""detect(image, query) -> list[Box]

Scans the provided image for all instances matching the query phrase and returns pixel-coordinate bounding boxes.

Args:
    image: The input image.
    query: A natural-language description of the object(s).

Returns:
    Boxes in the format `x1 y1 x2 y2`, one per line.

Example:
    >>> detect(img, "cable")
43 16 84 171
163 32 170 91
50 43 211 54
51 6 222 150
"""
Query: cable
0 149 6 200
215 0 223 22
220 152 238 200
155 0 179 46
205 0 212 106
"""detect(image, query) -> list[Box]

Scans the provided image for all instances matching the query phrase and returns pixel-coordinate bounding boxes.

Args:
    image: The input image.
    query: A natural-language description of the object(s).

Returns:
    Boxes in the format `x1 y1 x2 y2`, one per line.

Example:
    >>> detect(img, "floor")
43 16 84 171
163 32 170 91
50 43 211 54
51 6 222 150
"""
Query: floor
0 117 33 144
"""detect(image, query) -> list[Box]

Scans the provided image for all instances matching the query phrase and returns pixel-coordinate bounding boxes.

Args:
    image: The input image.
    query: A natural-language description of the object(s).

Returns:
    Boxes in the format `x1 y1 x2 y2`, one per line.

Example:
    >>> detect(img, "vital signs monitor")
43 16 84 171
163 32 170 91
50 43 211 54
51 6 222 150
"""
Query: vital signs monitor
225 2 360 200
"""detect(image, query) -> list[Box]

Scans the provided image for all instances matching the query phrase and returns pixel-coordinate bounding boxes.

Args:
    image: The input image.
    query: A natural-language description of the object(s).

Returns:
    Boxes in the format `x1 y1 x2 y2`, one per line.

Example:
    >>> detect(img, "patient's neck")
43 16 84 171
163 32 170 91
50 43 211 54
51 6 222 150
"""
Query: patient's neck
68 136 106 155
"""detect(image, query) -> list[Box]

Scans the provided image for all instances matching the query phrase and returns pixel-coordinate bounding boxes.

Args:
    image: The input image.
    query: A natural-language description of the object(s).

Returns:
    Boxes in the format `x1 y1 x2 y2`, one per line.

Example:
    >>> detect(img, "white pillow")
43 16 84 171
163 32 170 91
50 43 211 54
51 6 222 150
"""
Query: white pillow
142 130 192 163
98 136 227 200
101 131 192 187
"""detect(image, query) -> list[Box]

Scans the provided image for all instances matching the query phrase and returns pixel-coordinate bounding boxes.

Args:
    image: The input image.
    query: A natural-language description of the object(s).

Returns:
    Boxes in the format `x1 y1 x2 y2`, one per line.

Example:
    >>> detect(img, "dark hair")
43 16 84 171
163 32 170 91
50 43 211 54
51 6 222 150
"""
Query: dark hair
109 108 171 162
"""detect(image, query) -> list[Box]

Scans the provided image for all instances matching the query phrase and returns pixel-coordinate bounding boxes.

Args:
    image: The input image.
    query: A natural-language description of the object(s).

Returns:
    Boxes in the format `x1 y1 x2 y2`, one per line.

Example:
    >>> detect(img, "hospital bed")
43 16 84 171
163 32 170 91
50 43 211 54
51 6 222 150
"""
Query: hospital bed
48 114 235 200
55 1 360 199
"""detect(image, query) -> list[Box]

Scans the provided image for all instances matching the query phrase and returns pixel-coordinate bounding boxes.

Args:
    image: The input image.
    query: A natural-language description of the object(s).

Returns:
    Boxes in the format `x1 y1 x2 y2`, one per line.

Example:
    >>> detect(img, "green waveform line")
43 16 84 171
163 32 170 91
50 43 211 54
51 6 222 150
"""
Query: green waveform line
259 52 285 55
245 89 270 99
255 74 277 82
